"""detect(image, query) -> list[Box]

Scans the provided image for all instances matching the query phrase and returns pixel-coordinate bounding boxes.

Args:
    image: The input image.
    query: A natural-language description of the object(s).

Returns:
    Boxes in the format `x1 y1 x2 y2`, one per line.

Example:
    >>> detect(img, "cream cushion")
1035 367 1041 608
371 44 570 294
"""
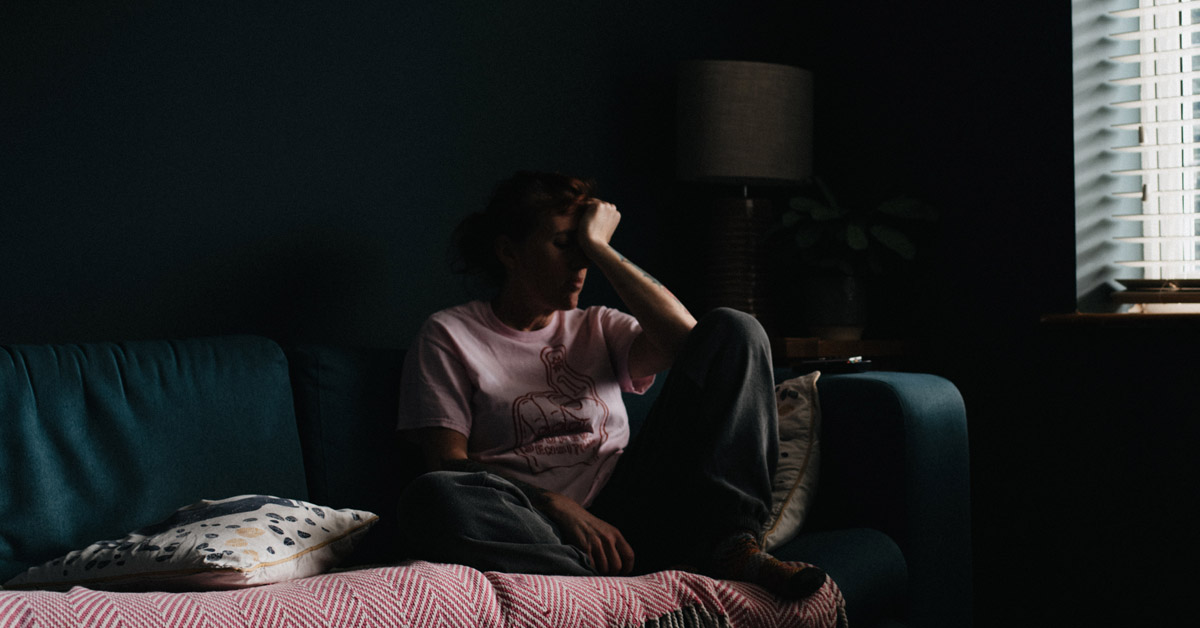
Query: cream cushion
761 371 821 551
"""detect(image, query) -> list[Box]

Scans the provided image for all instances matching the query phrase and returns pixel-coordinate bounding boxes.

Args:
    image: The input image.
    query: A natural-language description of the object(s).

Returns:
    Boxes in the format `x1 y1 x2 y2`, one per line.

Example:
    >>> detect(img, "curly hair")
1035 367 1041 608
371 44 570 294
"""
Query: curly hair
452 171 595 286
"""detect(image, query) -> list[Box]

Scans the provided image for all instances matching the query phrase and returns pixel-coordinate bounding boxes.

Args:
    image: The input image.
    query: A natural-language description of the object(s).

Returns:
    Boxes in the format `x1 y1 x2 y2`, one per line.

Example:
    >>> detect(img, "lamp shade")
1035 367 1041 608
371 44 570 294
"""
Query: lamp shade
677 60 814 185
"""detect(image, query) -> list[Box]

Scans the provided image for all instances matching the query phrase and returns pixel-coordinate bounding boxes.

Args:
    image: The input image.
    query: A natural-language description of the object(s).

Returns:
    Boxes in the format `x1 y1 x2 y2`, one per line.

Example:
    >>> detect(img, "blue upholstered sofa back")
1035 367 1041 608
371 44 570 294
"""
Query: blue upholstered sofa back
283 344 425 563
0 337 309 582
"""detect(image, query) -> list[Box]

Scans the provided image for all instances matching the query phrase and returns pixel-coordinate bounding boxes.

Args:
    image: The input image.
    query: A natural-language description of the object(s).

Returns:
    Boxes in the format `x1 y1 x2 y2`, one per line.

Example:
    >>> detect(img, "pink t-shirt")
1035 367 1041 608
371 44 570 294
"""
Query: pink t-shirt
397 301 655 506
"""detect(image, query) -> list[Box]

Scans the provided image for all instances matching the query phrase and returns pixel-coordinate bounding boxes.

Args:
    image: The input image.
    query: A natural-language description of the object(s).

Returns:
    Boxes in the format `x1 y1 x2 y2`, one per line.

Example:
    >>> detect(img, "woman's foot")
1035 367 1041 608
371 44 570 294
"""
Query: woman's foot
708 531 827 599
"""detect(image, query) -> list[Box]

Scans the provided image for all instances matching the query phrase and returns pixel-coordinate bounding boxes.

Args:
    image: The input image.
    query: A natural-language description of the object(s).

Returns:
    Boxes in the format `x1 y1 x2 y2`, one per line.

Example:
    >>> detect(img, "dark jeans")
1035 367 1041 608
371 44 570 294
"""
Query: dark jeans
396 308 779 575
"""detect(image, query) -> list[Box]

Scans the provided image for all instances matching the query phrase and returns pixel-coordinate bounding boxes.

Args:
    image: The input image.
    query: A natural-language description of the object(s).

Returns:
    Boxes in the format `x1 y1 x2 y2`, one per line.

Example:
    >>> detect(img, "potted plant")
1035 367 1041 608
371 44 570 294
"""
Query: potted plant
769 177 937 339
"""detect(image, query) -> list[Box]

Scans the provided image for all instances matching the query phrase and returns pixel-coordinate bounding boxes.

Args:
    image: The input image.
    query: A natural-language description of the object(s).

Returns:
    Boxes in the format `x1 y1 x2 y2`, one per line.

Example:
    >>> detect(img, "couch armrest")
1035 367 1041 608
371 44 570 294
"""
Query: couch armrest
810 371 971 628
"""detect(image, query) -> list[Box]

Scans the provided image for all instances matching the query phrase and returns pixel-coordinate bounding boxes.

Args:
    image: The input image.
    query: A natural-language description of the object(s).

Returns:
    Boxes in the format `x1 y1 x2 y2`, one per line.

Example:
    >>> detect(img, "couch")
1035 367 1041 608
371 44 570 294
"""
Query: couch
0 335 970 627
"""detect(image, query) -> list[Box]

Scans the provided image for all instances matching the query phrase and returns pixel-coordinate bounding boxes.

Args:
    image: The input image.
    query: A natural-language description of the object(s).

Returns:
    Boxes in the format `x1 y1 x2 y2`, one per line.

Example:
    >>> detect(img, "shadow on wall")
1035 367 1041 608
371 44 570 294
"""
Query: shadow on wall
83 228 396 346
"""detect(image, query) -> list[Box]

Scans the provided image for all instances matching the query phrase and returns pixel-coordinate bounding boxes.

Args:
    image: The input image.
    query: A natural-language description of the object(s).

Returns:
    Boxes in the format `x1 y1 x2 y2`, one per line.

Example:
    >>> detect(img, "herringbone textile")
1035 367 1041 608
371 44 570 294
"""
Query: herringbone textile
0 560 847 628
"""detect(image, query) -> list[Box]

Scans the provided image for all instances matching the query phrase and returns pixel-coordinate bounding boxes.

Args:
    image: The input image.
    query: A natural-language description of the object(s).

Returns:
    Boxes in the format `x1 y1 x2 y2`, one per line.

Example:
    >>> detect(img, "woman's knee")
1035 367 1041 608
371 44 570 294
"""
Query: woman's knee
398 470 534 530
397 471 475 528
694 307 769 348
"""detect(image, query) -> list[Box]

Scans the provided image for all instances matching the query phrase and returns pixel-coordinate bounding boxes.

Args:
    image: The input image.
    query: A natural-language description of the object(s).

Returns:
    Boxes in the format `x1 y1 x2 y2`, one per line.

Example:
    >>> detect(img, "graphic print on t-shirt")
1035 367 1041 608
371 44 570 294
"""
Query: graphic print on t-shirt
511 344 610 474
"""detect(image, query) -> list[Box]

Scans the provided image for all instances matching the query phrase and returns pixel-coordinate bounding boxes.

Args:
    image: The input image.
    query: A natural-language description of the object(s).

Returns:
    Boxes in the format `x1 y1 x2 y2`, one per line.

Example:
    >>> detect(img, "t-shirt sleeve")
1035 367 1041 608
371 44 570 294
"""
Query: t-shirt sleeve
396 317 474 438
598 307 656 394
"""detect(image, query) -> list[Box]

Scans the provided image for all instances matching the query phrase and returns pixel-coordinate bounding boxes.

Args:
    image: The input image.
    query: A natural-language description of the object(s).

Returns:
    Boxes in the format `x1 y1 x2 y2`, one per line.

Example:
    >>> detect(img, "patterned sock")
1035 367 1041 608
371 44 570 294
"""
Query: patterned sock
708 531 827 599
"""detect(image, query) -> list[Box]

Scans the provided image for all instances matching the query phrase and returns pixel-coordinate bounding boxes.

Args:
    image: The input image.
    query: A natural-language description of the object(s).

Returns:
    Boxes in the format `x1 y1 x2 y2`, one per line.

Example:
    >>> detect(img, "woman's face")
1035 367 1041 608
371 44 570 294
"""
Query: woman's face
500 209 589 313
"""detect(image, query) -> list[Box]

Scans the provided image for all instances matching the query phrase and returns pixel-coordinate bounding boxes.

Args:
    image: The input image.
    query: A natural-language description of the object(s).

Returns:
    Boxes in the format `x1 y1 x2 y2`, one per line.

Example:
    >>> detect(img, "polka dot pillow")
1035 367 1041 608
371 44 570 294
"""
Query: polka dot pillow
3 495 377 591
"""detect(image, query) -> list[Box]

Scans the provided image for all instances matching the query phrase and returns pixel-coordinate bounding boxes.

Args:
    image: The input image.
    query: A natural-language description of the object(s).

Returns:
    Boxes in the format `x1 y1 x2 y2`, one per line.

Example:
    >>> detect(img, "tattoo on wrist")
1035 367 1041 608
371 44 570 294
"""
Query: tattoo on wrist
619 254 682 305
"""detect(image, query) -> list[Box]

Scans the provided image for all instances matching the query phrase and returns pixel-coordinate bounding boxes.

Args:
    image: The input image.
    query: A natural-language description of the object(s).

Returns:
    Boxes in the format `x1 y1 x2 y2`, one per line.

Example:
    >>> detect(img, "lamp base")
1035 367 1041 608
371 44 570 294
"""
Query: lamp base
705 197 775 329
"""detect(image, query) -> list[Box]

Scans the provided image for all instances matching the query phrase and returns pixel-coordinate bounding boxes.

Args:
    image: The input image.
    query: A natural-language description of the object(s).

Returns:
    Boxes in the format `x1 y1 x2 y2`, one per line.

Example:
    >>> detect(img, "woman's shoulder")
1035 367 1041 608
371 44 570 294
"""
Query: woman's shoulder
576 304 636 325
419 301 491 335
568 306 641 342
428 300 487 321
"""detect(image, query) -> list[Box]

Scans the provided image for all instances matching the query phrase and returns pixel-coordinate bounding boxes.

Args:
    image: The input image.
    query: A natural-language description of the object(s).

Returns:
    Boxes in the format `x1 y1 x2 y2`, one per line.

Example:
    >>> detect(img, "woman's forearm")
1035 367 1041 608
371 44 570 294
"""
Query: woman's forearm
585 242 696 355
577 200 696 364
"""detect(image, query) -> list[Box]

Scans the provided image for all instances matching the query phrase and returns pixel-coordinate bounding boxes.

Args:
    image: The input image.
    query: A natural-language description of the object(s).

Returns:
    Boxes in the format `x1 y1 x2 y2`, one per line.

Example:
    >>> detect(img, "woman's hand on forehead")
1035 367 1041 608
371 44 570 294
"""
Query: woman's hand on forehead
577 198 620 256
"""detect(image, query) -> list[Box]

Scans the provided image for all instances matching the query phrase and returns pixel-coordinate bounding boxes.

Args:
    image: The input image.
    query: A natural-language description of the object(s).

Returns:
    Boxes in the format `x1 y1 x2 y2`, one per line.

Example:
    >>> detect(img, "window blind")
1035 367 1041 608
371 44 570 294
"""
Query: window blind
1110 0 1200 278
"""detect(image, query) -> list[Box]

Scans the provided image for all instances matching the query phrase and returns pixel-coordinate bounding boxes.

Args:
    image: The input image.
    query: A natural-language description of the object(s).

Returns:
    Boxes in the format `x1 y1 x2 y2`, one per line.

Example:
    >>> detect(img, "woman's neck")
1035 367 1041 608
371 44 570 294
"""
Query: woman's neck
490 290 555 332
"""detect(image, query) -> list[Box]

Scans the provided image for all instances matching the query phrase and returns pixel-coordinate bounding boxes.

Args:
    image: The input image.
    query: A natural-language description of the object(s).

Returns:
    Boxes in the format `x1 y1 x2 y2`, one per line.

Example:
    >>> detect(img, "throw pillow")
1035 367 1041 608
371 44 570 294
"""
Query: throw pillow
760 371 821 552
3 495 377 592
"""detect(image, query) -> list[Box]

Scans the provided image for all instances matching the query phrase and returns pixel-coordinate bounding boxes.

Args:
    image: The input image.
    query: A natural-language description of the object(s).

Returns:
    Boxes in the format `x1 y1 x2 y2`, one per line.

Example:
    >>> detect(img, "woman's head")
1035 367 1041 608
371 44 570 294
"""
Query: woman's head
454 171 595 287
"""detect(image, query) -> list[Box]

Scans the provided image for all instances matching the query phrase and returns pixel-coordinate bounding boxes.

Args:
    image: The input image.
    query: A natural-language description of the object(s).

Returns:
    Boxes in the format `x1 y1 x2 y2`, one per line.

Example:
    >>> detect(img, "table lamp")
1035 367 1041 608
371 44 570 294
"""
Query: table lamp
677 59 814 324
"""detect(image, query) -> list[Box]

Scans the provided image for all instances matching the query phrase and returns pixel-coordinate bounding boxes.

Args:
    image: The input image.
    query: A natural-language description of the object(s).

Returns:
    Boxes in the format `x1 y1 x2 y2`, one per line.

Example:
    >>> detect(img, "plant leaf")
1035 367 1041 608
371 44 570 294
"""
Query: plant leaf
847 224 869 250
794 227 821 248
781 210 801 227
877 196 937 221
811 204 844 221
870 224 916 259
788 196 826 214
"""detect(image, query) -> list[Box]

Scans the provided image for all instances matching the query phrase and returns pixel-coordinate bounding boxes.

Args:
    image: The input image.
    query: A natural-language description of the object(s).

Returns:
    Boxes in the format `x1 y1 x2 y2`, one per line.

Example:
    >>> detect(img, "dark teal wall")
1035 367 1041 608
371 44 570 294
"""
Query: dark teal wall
2 0 1080 349
1 0 811 346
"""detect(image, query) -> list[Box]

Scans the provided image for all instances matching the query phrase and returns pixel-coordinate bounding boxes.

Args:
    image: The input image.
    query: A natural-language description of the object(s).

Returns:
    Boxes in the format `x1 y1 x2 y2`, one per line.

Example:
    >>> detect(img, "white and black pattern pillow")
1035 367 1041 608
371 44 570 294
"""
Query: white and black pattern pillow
3 495 377 592
760 371 821 552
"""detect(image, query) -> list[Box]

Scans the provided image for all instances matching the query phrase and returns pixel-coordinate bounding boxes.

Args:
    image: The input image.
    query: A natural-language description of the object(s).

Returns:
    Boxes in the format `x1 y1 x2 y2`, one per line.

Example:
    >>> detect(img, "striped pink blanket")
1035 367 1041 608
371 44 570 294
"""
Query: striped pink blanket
0 560 847 628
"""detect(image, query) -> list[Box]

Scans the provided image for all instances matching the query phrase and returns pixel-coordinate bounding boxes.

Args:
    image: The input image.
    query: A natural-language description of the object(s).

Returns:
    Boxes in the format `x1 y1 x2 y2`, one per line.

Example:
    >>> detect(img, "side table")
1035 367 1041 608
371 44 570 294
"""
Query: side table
772 337 913 372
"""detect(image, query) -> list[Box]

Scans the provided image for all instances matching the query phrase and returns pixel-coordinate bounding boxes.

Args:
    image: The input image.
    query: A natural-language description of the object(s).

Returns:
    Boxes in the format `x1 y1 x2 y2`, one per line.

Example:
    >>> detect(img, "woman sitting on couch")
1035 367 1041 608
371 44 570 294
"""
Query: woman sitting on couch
394 171 825 599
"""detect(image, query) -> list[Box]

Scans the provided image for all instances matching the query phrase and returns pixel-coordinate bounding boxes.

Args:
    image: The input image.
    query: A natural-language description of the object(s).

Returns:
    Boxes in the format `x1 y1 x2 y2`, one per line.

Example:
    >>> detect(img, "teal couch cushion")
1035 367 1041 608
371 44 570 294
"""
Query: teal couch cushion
775 527 907 627
0 336 308 583
285 344 423 564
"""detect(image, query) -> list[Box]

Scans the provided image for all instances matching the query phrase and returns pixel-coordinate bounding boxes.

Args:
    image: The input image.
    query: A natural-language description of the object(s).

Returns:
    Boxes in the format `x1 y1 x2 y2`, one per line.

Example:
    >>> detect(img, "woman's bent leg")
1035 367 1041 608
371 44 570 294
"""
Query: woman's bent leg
397 470 596 576
594 308 826 598
592 308 778 571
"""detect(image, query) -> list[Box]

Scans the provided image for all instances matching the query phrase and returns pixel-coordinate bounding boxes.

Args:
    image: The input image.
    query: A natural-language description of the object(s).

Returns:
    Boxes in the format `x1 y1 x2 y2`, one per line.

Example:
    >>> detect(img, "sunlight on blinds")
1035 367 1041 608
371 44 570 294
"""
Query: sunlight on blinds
1110 0 1200 278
